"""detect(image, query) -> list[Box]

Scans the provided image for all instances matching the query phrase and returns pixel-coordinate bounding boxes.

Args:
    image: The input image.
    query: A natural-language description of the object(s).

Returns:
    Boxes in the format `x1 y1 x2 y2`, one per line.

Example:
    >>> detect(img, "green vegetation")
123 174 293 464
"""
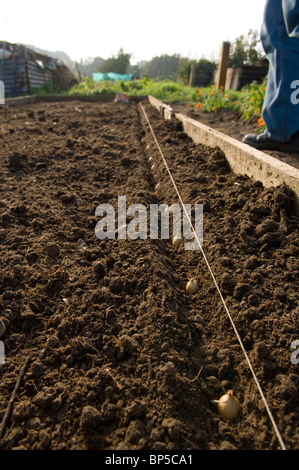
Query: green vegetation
68 75 267 129
187 76 266 119
186 78 267 130
142 54 180 81
68 27 266 128
69 77 195 102
237 78 267 121
7 28 267 134
98 49 132 75
18 82 67 97
229 29 265 67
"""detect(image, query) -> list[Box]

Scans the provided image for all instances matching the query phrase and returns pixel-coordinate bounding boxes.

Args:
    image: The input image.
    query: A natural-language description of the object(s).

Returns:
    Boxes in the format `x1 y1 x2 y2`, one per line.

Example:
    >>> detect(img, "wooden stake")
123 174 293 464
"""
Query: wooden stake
189 63 196 87
76 62 82 82
216 42 230 90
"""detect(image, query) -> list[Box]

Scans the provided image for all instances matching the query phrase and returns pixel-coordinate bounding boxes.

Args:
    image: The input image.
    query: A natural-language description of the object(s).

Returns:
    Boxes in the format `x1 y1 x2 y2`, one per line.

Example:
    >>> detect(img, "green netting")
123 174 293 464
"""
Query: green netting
92 72 133 82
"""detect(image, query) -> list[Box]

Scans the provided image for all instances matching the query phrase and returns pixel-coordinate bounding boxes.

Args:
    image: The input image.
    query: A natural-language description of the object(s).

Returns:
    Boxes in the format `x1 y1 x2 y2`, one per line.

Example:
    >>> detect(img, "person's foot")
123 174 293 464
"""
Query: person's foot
242 132 299 153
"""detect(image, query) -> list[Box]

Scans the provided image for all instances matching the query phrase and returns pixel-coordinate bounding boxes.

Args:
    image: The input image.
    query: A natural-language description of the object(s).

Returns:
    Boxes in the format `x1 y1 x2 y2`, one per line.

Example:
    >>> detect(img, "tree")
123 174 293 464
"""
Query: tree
229 29 265 67
98 49 132 74
79 57 105 77
142 54 180 80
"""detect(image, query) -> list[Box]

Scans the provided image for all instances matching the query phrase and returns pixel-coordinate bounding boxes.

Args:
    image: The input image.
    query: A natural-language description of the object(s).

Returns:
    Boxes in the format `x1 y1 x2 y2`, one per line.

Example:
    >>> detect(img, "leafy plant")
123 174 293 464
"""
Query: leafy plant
187 85 240 113
29 82 58 95
186 76 267 130
238 77 267 120
69 77 194 102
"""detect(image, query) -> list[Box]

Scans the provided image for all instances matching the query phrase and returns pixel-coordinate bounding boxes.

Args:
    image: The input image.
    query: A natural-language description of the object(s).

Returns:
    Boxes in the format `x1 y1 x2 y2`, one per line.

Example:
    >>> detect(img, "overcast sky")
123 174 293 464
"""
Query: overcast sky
1 0 266 63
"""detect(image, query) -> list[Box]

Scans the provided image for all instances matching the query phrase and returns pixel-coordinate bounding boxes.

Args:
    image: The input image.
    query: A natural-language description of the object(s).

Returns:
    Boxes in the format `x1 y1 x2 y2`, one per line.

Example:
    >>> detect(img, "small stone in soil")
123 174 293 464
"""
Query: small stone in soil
46 243 60 258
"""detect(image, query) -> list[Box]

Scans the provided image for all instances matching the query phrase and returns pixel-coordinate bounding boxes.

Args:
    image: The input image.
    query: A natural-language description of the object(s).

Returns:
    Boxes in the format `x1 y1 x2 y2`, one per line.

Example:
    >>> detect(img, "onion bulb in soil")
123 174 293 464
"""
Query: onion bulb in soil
186 278 199 294
217 390 240 421
172 236 182 248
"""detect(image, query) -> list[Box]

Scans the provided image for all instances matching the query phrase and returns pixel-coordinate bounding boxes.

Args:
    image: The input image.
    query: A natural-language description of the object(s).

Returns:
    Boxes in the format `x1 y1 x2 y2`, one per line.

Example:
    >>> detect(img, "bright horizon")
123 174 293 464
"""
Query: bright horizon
1 0 266 64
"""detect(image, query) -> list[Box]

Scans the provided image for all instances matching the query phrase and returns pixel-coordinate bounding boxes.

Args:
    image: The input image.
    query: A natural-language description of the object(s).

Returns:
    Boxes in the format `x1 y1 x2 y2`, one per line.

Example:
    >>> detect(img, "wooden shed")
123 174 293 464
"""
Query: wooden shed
214 60 269 91
0 41 77 97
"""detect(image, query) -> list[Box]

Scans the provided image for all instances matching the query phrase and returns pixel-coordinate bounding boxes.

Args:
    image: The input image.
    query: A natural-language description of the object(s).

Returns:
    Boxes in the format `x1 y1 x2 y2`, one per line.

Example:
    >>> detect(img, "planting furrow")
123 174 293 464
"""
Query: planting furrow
0 100 298 451
138 102 299 450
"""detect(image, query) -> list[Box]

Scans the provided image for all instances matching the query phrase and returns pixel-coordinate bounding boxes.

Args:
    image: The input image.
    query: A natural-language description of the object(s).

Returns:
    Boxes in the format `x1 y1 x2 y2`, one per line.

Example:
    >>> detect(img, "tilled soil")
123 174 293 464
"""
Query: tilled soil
172 104 299 170
0 98 298 451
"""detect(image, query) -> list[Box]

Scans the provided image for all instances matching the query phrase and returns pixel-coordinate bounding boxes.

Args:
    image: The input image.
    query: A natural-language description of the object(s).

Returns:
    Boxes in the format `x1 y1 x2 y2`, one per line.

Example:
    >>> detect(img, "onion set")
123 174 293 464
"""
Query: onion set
213 390 241 421
172 236 182 248
186 278 199 294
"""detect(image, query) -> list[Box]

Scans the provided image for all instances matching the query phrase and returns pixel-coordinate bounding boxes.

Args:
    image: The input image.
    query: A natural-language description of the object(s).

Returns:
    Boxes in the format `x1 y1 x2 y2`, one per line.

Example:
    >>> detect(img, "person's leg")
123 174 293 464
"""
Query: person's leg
283 0 299 38
242 0 299 151
262 0 299 142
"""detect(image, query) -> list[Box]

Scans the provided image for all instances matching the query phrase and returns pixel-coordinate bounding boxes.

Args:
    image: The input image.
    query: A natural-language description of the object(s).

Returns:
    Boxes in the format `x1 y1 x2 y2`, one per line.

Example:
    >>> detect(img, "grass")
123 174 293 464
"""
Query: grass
68 77 195 103
68 76 267 129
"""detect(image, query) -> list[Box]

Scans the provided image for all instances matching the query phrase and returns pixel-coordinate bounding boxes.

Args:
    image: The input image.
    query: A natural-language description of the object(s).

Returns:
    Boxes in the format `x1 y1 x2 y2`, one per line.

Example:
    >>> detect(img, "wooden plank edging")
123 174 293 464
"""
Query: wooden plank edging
148 95 299 210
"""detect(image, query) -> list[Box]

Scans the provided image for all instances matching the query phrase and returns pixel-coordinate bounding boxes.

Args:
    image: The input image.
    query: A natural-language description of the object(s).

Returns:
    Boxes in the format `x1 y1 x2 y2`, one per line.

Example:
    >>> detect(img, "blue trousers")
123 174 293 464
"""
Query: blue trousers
261 0 299 141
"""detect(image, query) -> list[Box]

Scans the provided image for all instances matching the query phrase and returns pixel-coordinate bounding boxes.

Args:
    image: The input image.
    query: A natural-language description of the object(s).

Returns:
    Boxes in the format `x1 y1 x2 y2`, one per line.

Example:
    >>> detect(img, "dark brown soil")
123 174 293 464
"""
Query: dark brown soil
173 104 299 170
0 99 298 451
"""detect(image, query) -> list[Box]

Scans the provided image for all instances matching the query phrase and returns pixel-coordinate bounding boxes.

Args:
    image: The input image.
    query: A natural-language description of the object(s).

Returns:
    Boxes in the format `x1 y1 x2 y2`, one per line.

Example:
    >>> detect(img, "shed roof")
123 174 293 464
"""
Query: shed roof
0 41 76 96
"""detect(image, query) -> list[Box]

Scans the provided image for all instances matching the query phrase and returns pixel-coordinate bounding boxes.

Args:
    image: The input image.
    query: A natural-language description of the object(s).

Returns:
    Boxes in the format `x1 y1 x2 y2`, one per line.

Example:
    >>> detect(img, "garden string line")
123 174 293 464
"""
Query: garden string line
139 102 287 451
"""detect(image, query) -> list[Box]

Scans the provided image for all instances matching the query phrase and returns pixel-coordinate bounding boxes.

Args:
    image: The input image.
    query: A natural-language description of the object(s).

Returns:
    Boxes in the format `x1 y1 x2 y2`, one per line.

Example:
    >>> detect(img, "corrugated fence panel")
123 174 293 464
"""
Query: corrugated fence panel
0 58 26 95
0 57 53 95
1 42 76 96
1 57 29 95
27 61 53 89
